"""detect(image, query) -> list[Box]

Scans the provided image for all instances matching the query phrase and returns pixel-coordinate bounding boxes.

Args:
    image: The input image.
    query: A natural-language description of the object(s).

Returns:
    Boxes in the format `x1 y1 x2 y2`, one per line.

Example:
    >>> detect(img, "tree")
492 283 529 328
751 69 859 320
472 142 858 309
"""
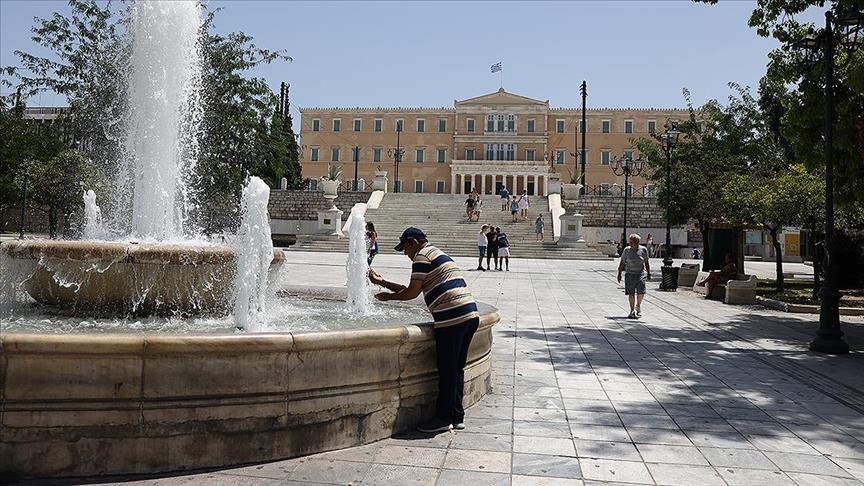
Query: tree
14 150 107 238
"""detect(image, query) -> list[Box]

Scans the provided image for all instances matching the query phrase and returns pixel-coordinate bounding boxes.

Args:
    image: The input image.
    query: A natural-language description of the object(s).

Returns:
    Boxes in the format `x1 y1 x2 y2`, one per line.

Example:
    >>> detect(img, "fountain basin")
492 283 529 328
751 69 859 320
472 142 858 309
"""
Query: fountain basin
0 303 498 479
0 240 284 316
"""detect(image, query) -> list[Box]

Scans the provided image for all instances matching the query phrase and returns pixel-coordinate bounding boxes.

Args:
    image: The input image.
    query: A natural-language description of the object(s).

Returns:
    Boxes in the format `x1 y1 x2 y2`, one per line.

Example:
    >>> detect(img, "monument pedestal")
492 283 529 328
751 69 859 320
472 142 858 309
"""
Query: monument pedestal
558 212 586 248
318 194 343 237
372 171 388 192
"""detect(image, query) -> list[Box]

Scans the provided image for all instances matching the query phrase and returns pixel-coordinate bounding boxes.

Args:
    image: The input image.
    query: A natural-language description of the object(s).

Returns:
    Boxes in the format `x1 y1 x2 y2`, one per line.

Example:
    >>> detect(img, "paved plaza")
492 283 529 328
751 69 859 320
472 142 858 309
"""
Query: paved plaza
93 252 864 486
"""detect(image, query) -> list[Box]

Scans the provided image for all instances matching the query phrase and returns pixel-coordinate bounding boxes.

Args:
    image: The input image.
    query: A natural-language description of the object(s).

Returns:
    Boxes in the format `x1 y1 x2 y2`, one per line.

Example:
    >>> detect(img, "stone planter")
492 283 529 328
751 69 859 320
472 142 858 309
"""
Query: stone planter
547 173 562 195
562 183 583 201
321 179 339 197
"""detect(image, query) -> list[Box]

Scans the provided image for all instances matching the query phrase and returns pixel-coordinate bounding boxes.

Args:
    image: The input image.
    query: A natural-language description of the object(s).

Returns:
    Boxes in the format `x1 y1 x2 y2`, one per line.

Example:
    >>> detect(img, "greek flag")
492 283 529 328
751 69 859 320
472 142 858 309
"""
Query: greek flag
490 62 502 73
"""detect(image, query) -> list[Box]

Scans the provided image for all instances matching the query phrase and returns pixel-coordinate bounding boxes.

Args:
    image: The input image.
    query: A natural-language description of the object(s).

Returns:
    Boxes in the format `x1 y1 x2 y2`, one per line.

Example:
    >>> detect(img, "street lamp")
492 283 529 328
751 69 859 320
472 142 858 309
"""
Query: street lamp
793 7 863 355
352 145 360 191
387 124 404 193
659 123 680 291
610 153 646 251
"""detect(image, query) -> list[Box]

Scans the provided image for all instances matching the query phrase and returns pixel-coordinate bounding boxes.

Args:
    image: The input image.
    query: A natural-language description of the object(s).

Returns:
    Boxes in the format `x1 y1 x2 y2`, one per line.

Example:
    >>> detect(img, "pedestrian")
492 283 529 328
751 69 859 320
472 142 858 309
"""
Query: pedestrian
368 227 479 433
486 225 499 270
616 233 651 319
510 196 519 222
646 233 655 258
465 191 476 220
518 190 530 220
366 221 379 265
497 228 511 271
535 214 545 241
476 225 489 271
499 186 510 211
471 196 482 222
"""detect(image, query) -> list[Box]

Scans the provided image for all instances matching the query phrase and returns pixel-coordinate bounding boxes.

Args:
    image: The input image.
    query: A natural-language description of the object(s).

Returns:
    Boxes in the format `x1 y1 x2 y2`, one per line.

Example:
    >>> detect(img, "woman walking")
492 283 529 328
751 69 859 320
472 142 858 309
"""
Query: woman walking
518 190 530 220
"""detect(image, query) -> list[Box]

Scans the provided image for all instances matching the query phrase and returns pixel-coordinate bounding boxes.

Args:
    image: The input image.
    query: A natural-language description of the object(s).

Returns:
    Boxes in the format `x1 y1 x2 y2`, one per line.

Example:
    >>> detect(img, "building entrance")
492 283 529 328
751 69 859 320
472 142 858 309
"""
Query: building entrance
527 182 535 196
464 180 472 194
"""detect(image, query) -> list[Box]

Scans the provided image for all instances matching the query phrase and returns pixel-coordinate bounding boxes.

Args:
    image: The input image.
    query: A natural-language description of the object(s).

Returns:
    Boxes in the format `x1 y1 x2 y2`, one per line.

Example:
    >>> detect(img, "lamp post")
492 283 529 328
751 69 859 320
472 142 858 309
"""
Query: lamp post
610 154 646 251
352 145 360 191
793 7 863 354
658 123 681 290
387 125 404 193
580 80 587 194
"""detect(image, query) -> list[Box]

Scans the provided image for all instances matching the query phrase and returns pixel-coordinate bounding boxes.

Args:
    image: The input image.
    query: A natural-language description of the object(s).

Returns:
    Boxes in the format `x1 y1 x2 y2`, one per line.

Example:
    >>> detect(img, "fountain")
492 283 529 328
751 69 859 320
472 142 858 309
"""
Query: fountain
0 0 497 480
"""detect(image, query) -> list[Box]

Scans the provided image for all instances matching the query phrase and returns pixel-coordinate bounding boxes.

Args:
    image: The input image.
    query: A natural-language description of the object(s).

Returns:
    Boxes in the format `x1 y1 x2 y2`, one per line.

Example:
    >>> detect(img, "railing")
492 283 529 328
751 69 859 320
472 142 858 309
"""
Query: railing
583 185 657 198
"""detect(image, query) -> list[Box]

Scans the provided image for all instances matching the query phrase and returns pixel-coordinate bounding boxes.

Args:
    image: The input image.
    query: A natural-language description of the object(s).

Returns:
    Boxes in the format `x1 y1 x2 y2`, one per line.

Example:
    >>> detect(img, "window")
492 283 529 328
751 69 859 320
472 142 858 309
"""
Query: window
601 150 610 165
437 148 446 163
312 119 320 132
556 150 565 165
373 148 382 162
353 119 362 132
645 184 656 197
438 119 447 132
601 120 610 133
579 120 587 133
394 180 402 192
467 119 475 132
309 179 319 191
497 114 504 132
556 119 565 133
332 119 341 132
436 181 445 193
485 145 494 160
496 144 504 160
526 149 536 161
331 147 340 161
416 119 425 132
600 183 611 196
396 119 404 132
626 184 634 197
486 114 494 132
506 144 515 161
310 147 319 161
624 120 633 134
527 119 535 133
466 148 475 160
374 119 383 132
507 114 515 132
414 180 423 193
415 148 425 162
647 120 656 134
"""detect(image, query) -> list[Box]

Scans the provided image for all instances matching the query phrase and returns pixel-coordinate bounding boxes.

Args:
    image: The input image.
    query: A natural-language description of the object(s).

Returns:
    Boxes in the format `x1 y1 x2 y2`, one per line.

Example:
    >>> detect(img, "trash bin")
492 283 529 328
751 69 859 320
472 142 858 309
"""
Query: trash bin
659 265 679 291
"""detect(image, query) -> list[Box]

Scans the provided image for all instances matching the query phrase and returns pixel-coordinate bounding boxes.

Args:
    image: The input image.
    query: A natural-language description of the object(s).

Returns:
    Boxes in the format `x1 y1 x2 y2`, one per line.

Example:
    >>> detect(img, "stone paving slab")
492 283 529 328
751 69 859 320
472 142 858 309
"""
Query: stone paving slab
70 253 864 486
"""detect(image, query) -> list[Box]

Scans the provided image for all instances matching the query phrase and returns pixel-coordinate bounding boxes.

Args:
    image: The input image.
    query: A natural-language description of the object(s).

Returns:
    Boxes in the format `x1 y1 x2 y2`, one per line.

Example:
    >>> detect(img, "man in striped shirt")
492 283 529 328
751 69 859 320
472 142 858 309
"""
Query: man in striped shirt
369 227 480 434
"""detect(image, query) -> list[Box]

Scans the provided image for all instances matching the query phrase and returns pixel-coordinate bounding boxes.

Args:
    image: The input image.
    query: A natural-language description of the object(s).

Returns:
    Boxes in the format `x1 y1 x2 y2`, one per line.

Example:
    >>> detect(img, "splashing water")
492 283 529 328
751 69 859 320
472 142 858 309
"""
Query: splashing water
232 177 275 331
346 207 372 315
82 190 105 240
119 0 203 240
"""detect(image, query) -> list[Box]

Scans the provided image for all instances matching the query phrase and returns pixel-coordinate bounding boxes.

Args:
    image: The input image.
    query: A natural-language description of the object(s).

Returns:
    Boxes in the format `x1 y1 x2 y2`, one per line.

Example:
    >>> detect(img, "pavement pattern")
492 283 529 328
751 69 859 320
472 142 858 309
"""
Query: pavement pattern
89 252 864 486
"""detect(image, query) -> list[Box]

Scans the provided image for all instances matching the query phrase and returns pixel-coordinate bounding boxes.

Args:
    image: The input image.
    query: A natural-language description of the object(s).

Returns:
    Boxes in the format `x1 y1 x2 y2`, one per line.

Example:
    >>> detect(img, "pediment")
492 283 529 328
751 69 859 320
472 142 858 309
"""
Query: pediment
455 88 548 108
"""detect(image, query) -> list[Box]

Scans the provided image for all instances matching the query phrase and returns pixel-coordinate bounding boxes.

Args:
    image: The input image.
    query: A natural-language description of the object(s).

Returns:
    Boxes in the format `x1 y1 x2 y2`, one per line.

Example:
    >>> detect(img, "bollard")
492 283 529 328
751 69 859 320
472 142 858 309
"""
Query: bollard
659 266 679 291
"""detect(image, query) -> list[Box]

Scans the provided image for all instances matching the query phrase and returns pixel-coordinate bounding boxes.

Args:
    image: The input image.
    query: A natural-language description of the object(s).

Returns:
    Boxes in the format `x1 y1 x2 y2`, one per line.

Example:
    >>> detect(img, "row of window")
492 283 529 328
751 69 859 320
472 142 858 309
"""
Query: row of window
310 146 637 164
310 117 669 134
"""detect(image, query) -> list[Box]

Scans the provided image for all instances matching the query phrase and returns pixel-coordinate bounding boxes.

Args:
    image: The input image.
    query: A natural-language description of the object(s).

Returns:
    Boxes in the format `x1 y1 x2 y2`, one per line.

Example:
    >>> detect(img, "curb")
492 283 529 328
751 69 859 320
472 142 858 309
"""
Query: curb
756 296 864 316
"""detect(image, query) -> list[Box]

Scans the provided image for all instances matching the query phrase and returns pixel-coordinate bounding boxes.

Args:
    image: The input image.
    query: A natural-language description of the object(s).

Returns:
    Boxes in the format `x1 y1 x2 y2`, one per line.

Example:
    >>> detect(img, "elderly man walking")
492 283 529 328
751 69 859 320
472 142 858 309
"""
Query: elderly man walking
617 233 651 318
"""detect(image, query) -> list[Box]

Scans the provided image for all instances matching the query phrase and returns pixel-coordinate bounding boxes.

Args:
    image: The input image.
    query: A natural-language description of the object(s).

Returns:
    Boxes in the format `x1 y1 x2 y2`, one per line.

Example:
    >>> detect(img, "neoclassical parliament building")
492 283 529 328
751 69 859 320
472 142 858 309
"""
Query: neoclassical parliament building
299 89 689 196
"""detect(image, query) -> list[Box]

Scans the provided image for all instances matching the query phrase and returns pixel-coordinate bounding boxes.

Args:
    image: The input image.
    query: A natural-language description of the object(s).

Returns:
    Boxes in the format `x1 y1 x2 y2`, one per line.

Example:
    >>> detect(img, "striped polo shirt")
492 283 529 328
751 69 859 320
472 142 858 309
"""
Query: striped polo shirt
411 245 479 328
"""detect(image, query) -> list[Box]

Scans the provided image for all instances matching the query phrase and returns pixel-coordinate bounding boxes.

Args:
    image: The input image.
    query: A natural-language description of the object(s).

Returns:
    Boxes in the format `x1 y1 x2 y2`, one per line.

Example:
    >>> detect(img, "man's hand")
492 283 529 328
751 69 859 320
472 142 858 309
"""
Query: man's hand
368 269 385 286
375 292 390 301
617 272 622 283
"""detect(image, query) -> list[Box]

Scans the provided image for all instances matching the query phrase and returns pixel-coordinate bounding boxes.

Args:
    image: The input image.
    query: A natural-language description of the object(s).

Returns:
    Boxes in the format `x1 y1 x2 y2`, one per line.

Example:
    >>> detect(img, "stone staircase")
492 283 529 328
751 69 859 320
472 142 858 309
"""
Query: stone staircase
289 193 610 260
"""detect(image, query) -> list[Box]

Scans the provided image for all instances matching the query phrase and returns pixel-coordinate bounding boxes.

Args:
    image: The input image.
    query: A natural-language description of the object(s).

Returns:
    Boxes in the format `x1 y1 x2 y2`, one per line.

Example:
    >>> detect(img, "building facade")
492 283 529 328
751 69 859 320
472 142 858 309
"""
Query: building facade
299 89 689 196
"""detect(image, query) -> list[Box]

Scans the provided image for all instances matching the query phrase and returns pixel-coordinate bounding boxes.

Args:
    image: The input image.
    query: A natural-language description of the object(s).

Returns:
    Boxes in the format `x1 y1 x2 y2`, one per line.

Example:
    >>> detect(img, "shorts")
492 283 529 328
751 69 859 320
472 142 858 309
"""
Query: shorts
624 272 646 295
478 246 486 258
498 247 510 258
511 210 518 215
536 228 544 234
486 246 498 258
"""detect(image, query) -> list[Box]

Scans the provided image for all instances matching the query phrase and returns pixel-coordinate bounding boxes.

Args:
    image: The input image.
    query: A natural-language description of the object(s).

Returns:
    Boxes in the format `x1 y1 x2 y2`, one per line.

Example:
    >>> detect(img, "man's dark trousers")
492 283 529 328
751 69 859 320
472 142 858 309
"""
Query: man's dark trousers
434 317 480 424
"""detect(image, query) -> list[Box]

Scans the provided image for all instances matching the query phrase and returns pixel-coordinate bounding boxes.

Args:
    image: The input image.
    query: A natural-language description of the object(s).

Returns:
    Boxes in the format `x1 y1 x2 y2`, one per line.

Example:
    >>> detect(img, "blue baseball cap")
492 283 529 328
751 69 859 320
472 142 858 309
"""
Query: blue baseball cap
394 227 427 251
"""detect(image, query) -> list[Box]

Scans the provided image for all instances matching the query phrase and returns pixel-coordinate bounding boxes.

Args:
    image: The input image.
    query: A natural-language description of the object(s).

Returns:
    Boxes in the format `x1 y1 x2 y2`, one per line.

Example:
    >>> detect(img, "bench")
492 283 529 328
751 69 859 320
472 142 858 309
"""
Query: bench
677 263 701 287
693 272 757 304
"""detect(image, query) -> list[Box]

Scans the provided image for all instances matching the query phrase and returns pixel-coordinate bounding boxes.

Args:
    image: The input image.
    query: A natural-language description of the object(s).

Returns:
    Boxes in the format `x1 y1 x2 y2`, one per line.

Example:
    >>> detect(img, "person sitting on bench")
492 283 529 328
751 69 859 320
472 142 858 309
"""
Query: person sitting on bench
697 253 737 298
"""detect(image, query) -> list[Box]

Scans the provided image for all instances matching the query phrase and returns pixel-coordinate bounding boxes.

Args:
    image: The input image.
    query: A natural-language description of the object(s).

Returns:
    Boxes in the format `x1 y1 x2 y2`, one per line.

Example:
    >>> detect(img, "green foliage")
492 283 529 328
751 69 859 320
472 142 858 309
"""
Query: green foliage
323 163 343 181
14 150 107 238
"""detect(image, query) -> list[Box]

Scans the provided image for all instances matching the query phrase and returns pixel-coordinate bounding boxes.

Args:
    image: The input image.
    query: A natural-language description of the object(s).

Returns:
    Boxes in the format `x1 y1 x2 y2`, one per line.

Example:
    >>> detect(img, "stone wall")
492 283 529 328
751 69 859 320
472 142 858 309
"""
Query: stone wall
268 190 370 222
565 196 665 228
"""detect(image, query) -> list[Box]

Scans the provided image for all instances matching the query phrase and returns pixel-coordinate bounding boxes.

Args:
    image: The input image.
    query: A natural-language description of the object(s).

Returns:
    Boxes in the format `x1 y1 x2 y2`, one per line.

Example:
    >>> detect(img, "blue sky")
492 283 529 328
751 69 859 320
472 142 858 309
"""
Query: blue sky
1 1 822 115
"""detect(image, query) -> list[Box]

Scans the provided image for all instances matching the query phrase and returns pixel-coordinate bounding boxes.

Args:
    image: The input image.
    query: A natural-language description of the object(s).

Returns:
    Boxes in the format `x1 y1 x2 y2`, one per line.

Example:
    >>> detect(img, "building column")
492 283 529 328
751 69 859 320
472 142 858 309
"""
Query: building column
520 175 527 194
481 172 487 195
451 173 456 194
541 174 547 196
532 175 538 196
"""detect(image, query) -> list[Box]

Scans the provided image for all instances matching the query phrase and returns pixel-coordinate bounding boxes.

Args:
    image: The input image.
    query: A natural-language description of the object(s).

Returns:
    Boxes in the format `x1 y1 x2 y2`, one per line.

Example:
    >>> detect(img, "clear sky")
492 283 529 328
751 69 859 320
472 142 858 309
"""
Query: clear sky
0 1 821 115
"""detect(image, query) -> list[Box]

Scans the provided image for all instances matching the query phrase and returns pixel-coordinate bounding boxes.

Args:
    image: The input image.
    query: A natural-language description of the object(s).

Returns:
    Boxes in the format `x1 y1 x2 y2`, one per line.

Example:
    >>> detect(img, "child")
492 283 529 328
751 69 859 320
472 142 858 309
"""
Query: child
510 196 519 222
497 230 511 271
366 222 379 265
535 214 545 241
